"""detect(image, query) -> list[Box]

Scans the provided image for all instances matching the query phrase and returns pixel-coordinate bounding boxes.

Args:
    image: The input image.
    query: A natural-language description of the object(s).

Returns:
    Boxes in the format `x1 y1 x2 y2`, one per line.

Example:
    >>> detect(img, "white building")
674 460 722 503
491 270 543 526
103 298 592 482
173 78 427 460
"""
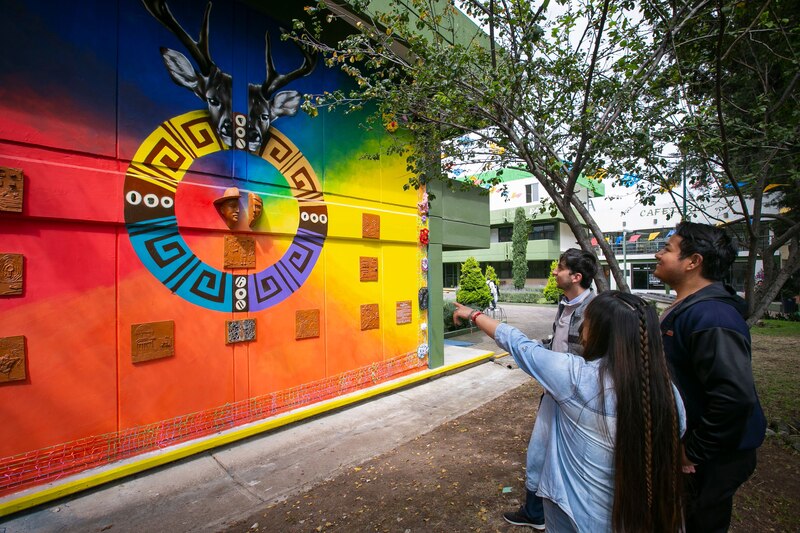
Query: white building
442 167 771 294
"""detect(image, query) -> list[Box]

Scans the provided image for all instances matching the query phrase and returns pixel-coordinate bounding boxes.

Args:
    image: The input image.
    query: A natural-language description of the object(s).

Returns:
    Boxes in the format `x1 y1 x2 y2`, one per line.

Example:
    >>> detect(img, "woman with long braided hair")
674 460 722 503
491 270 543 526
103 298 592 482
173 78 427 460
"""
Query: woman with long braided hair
453 291 685 532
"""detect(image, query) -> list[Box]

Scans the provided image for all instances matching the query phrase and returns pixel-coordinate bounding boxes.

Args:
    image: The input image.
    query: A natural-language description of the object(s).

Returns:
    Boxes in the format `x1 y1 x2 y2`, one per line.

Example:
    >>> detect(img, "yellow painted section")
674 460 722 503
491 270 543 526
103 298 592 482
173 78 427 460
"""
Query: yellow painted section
325 195 417 242
0 351 499 518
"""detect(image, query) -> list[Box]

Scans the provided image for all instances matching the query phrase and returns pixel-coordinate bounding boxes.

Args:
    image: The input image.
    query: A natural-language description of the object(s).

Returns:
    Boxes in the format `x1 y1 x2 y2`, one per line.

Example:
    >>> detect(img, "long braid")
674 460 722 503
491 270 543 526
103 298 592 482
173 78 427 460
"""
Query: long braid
654 320 682 520
638 309 654 511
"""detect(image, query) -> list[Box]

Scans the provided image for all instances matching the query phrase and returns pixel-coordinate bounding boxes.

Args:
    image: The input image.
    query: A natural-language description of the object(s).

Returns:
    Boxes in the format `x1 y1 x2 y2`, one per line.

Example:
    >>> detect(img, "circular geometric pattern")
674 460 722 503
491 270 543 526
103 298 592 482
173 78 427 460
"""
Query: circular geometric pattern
124 110 327 312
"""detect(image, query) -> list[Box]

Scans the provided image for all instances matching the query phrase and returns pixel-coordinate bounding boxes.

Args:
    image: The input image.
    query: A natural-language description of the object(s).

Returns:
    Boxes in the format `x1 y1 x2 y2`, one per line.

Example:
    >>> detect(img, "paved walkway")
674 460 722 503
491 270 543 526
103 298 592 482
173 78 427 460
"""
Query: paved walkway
1 304 555 533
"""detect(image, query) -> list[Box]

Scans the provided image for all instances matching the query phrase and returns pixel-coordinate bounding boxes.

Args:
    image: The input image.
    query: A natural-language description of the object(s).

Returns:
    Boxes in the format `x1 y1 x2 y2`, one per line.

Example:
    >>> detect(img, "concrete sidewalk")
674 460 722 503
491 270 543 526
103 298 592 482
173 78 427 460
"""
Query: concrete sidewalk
1 304 554 533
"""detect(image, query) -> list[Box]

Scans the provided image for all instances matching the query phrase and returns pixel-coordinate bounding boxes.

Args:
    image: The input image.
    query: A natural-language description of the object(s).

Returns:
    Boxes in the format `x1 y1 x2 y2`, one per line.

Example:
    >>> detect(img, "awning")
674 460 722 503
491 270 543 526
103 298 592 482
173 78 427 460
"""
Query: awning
591 238 598 246
629 234 642 242
615 236 623 244
666 229 676 237
648 232 660 241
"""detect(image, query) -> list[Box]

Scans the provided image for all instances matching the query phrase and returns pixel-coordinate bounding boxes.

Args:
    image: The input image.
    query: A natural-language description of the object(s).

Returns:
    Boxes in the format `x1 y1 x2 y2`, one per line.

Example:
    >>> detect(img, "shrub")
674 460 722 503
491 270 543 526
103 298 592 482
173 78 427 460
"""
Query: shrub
542 259 563 303
443 301 462 332
485 265 500 287
499 290 545 304
511 208 529 289
456 257 492 310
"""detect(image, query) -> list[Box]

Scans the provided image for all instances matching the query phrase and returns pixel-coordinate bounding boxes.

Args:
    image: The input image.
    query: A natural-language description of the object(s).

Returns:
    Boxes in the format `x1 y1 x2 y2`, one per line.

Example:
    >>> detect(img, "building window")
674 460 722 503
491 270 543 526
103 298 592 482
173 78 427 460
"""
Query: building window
529 223 555 240
632 263 666 290
527 261 551 278
443 263 460 288
498 226 513 242
525 183 538 203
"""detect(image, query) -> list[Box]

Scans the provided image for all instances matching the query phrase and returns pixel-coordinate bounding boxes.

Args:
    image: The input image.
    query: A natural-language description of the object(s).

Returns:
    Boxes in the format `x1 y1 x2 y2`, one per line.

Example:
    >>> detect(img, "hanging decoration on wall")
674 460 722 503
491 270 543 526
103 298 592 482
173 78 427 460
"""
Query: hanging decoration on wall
418 287 428 310
362 213 380 239
124 1 325 314
361 304 381 331
417 192 429 215
421 258 428 272
417 343 429 359
131 321 175 363
359 257 379 282
360 303 380 330
226 319 257 344
396 300 412 325
0 254 23 296
0 167 23 213
419 228 429 245
224 235 256 269
0 335 26 383
295 309 320 340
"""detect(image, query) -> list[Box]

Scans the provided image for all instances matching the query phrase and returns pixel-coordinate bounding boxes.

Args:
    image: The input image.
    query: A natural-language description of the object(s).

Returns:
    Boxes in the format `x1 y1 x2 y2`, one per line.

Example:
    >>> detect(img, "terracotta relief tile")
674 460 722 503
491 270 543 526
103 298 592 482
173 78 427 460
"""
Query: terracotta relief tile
359 257 378 282
360 303 380 331
362 213 380 239
396 300 412 325
226 318 257 344
224 235 256 269
0 167 23 213
296 309 320 340
0 254 23 296
0 335 26 383
131 321 175 363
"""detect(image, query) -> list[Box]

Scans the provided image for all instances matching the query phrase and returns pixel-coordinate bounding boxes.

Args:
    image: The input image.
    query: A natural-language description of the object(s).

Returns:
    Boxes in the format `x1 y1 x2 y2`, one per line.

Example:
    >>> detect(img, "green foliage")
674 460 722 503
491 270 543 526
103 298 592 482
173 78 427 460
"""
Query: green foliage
442 301 466 332
511 208 529 290
456 257 492 310
484 265 500 287
542 260 563 303
624 0 800 322
498 290 545 304
289 0 696 293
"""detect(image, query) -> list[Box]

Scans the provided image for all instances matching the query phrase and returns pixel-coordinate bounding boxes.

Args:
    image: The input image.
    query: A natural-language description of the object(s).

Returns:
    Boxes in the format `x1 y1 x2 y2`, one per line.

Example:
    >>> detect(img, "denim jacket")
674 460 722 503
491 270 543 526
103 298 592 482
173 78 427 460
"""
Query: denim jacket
495 323 686 533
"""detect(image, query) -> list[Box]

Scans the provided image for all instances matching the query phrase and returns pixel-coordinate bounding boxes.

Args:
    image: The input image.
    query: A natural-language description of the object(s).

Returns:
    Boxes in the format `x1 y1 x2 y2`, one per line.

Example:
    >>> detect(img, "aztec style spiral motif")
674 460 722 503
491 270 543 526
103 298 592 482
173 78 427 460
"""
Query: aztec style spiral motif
124 110 327 312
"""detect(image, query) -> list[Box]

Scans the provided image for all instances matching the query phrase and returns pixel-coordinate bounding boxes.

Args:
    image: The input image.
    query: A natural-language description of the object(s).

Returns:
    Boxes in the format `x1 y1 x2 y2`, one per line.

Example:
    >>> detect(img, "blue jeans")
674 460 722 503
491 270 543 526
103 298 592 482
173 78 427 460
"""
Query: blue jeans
542 499 579 532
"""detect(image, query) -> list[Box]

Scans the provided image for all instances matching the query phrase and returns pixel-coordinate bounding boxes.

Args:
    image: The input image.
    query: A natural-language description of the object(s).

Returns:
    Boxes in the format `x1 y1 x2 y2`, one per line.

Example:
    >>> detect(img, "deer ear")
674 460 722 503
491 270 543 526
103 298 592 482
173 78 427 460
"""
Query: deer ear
160 48 201 95
270 91 301 119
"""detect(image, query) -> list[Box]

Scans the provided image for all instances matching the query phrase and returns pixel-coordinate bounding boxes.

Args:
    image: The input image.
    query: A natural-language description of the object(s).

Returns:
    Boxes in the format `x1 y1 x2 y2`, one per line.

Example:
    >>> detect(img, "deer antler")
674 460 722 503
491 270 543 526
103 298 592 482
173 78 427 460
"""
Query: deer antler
262 31 318 96
142 0 214 75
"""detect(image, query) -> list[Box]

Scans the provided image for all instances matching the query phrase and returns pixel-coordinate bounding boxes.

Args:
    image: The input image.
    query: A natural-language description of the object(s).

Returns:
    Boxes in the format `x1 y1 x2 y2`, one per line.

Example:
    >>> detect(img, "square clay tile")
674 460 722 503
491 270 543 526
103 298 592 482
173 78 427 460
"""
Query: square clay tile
360 303 380 330
0 254 23 296
0 167 23 213
360 257 378 282
131 321 175 363
362 213 380 239
296 309 321 339
0 335 26 382
396 300 412 325
224 235 256 269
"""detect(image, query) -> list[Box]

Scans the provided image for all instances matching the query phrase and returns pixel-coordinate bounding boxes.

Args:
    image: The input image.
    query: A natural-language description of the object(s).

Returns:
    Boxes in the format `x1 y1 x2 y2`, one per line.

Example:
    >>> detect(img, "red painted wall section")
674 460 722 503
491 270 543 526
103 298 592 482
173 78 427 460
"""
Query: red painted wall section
0 220 118 457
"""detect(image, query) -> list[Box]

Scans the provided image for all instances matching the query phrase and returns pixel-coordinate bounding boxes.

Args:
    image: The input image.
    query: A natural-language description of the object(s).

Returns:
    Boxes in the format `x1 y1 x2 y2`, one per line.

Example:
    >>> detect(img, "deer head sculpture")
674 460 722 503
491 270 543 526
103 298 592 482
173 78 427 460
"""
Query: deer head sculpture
142 0 316 153
247 32 317 152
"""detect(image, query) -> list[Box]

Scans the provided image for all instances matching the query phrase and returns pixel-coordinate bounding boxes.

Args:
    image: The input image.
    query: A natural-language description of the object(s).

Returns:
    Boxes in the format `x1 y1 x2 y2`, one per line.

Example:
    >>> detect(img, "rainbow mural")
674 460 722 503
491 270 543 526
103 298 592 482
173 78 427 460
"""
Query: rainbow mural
0 0 427 497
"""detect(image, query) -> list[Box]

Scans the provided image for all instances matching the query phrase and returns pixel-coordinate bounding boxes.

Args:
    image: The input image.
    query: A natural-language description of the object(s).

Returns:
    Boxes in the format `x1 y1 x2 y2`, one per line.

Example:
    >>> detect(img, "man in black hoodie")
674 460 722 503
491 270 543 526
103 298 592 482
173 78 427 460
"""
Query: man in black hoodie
655 222 766 532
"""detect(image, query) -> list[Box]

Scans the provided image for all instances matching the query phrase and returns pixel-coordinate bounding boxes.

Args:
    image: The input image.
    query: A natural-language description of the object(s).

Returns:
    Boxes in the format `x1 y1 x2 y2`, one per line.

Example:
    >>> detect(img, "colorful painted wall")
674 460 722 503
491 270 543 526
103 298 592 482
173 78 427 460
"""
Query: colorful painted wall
0 0 428 496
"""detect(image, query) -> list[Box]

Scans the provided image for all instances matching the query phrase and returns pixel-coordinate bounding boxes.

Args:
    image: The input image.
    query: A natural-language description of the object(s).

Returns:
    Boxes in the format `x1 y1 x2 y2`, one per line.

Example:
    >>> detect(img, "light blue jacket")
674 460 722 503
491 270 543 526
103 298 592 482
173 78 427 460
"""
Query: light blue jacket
495 323 686 533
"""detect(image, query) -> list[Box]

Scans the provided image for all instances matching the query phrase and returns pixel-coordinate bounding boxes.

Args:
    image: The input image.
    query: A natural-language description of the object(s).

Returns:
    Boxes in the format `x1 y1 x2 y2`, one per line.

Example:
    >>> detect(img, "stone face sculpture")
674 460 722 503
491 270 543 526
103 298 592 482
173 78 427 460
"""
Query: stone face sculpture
214 187 242 230
248 193 263 228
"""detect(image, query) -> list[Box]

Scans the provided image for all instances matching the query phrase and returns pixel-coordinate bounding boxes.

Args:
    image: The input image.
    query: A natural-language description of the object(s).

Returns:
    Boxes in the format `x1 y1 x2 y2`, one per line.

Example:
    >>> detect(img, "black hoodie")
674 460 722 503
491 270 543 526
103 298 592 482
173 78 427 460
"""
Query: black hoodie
660 282 767 464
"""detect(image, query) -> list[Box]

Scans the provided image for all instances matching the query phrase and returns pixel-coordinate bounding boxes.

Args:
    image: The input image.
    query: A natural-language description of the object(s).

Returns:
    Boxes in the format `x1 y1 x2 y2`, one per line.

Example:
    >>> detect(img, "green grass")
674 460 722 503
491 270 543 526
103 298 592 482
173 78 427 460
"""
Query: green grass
751 326 799 430
752 319 800 336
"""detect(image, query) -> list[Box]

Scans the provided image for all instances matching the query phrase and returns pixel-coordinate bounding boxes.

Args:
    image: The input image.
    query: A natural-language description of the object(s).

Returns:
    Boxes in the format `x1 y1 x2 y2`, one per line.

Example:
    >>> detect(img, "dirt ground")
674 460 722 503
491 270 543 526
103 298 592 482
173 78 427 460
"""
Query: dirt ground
227 340 800 533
